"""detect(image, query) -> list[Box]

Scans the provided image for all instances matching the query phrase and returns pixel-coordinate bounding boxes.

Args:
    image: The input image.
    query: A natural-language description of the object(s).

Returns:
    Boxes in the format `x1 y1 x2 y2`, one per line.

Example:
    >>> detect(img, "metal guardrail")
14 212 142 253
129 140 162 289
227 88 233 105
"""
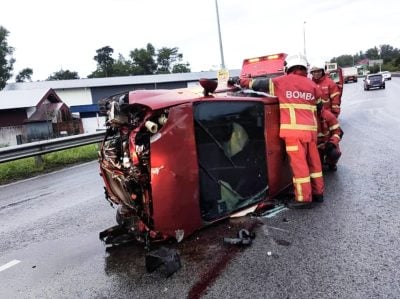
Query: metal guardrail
0 131 105 164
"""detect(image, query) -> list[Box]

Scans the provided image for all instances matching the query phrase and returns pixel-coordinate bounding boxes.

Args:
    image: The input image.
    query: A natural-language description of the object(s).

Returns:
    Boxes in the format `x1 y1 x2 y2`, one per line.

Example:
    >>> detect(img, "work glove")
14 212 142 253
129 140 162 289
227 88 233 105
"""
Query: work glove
227 76 240 86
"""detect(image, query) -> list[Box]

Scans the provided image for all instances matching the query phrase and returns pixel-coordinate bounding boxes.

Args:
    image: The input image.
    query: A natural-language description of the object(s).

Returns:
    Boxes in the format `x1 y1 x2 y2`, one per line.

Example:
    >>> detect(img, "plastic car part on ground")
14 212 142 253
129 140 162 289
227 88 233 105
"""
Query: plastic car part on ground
223 228 256 246
145 247 182 277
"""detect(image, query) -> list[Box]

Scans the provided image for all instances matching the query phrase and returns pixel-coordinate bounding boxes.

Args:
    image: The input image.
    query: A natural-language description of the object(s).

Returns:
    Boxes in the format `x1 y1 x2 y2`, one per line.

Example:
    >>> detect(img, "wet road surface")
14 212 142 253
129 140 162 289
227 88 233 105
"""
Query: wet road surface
1 79 400 298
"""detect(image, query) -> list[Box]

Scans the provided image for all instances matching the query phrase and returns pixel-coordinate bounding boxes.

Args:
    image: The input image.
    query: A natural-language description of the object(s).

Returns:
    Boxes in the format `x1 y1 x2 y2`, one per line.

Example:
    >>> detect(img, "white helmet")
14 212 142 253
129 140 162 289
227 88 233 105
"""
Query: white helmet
285 53 308 73
310 65 325 73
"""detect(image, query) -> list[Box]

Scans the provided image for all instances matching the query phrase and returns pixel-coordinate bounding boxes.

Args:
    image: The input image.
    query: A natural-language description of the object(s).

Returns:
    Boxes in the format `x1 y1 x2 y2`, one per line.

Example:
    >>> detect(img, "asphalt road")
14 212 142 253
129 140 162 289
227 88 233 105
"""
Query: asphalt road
1 78 400 298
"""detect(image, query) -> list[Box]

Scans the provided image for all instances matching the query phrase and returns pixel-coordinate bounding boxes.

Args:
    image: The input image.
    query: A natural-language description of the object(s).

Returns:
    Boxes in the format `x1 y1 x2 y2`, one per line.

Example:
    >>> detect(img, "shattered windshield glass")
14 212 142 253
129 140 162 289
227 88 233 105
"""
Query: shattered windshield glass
194 101 268 221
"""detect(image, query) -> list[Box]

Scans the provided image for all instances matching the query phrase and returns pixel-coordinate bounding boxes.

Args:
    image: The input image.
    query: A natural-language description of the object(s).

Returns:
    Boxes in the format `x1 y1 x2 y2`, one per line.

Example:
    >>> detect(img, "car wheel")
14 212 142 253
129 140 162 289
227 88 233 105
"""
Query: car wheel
383 85 385 89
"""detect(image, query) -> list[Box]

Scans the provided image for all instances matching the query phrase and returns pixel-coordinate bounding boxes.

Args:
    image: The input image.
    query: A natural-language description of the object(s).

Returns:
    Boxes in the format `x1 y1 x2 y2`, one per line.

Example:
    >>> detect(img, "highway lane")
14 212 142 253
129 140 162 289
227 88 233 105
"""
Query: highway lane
1 79 400 298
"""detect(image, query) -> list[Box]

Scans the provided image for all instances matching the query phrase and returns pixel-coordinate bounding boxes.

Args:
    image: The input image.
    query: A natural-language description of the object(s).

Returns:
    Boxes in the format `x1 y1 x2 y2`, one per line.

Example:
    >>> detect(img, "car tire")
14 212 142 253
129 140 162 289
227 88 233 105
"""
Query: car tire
383 85 385 89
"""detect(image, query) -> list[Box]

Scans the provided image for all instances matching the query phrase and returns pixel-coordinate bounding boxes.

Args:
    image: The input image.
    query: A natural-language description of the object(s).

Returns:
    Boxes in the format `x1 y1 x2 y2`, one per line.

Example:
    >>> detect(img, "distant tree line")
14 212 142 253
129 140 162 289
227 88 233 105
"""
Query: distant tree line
0 25 191 88
87 44 190 79
330 44 400 73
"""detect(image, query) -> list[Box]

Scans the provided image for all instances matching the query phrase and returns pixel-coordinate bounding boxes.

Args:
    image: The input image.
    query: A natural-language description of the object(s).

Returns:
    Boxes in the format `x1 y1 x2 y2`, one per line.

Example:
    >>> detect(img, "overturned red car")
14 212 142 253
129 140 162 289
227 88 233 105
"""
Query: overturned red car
98 54 292 246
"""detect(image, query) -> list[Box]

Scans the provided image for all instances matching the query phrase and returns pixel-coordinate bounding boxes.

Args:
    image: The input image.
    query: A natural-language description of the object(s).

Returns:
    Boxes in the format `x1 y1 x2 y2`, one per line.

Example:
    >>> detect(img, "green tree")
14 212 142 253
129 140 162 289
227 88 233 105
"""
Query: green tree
330 54 354 67
365 47 380 60
47 69 79 80
0 26 15 90
156 47 190 74
16 68 33 82
111 54 132 77
88 43 192 78
130 43 157 75
172 63 191 73
89 46 115 78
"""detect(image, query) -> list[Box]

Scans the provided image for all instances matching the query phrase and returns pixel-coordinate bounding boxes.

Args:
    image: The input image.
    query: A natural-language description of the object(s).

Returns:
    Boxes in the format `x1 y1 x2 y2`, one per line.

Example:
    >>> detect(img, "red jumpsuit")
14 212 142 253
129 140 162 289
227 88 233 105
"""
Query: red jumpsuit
317 107 342 169
312 74 341 117
242 72 324 203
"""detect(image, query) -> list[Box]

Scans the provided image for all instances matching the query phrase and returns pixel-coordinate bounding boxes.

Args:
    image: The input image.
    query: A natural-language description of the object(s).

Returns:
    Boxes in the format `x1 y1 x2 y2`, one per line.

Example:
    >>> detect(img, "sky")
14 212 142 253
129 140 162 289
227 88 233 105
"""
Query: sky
1 0 399 82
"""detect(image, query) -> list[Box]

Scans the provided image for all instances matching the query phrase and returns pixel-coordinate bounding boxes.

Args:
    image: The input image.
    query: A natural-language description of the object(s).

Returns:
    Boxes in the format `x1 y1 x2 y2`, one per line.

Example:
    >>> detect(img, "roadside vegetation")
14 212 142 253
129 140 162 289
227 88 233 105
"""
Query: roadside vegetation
0 144 99 185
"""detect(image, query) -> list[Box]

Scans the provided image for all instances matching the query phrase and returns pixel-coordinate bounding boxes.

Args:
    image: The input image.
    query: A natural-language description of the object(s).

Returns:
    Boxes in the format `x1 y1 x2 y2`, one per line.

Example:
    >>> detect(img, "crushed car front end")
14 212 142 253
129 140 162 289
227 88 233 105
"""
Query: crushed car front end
98 87 292 245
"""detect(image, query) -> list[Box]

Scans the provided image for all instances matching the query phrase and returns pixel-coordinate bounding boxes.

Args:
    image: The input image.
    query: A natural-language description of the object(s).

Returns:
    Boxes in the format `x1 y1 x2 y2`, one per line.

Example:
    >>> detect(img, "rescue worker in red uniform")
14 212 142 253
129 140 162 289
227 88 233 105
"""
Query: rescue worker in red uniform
317 105 343 171
230 54 324 208
310 65 341 118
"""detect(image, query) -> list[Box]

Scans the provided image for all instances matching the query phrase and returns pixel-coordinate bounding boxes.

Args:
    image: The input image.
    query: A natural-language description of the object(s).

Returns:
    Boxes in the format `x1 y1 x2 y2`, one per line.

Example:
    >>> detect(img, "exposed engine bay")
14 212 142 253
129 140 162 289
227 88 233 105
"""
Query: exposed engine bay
98 92 170 244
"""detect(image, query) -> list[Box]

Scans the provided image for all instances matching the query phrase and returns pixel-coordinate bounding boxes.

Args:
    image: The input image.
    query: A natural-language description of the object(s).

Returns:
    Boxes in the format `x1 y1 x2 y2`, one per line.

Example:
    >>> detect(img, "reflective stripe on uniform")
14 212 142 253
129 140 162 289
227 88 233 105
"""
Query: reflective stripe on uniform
318 132 329 137
293 176 311 202
332 104 340 109
279 104 317 131
281 124 317 131
280 103 317 110
310 172 323 179
286 145 298 152
329 124 340 130
333 134 341 140
293 176 311 184
330 92 340 98
269 80 275 96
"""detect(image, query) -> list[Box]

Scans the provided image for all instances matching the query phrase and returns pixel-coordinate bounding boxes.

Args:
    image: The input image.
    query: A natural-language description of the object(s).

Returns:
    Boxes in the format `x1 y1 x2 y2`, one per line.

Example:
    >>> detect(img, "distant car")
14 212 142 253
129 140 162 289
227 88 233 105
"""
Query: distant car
379 71 392 81
364 73 385 90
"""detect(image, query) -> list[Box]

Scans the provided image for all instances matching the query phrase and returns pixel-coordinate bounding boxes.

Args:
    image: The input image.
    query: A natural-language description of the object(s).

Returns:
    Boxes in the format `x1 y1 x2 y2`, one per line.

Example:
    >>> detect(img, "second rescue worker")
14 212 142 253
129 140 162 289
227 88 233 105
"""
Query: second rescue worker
310 65 341 117
229 54 324 208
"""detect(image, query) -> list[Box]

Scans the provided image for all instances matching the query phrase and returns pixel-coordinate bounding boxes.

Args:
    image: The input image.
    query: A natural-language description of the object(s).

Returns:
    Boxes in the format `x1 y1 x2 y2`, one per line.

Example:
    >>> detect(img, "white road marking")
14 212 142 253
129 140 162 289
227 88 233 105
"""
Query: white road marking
0 260 21 272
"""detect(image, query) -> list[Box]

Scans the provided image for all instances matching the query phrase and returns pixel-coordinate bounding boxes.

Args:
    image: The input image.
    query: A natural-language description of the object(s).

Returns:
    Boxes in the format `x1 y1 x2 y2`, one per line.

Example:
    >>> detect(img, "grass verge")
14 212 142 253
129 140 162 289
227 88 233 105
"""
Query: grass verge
0 144 99 185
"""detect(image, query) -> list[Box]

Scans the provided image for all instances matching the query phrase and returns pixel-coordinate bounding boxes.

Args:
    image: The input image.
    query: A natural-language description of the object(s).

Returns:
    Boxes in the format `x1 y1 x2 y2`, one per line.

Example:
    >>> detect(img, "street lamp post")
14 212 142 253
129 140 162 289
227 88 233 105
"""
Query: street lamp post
215 0 225 69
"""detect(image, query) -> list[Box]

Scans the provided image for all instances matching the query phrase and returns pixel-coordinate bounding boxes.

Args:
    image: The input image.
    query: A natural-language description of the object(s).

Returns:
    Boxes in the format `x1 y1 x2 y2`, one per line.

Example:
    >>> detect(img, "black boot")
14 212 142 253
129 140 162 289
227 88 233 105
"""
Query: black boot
286 201 314 209
313 194 324 203
328 164 337 171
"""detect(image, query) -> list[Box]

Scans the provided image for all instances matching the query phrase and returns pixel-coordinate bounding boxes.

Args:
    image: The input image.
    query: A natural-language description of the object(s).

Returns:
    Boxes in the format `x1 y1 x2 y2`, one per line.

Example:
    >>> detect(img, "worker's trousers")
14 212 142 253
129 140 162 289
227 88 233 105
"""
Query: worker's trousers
284 138 324 202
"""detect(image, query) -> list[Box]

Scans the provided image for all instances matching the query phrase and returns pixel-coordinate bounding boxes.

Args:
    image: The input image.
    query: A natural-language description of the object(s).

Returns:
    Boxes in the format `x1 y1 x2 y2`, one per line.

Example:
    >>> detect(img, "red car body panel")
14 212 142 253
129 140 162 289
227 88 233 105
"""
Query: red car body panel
98 86 292 244
150 103 202 238
129 89 197 110
263 103 292 196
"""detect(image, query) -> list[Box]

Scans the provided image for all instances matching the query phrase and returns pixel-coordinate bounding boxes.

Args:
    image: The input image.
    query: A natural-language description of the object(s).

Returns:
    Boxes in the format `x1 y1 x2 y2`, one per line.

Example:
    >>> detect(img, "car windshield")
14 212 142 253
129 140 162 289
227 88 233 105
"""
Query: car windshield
369 75 382 79
194 101 268 221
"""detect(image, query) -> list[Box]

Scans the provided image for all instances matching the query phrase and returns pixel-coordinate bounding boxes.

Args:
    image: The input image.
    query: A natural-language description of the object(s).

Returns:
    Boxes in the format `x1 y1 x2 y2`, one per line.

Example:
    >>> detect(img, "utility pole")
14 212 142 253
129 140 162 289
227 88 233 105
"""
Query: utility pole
215 0 225 69
303 21 307 57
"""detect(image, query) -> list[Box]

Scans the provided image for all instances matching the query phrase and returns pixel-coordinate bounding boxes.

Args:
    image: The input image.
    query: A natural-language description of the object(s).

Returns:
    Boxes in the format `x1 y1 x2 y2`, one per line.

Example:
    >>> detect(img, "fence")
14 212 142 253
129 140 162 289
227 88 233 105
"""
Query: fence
0 131 105 164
